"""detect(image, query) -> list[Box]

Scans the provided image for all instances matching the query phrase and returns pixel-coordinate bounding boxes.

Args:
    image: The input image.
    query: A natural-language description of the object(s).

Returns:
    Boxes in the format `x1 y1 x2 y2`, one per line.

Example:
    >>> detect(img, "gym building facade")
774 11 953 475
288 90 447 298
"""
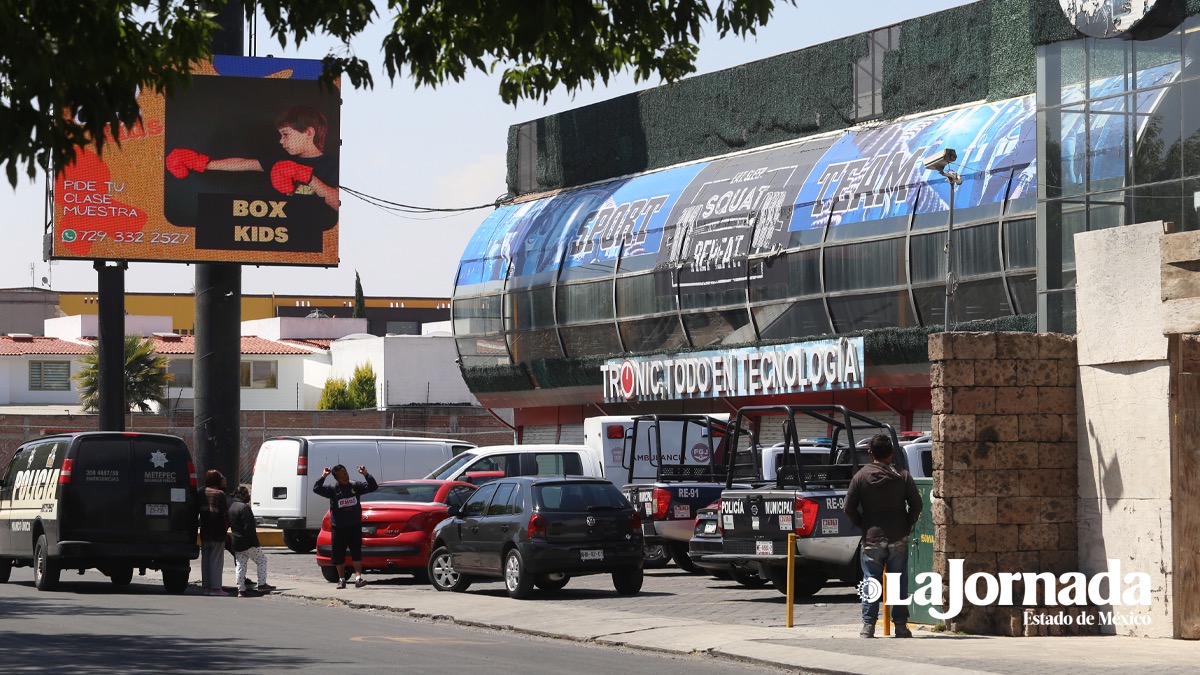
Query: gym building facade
451 0 1200 443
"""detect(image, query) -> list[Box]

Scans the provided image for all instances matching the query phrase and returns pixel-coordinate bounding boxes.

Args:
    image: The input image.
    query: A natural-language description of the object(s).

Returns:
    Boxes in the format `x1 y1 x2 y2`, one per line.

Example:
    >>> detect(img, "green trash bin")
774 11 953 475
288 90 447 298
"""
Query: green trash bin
904 477 936 625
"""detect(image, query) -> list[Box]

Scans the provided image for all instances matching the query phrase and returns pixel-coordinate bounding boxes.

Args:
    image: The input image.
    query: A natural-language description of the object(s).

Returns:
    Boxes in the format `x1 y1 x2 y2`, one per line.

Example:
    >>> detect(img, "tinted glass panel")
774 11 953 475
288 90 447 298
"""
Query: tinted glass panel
363 483 440 503
506 287 556 331
615 271 674 317
455 336 511 367
461 483 498 517
1005 218 1036 270
535 482 628 511
827 291 911 332
748 249 822 303
752 300 833 340
910 232 946 283
617 316 688 354
951 278 1012 324
507 329 563 362
531 453 584 476
453 295 503 336
682 308 754 347
825 239 905 292
1007 273 1037 316
955 223 1001 277
560 323 621 357
557 281 613 323
488 483 515 515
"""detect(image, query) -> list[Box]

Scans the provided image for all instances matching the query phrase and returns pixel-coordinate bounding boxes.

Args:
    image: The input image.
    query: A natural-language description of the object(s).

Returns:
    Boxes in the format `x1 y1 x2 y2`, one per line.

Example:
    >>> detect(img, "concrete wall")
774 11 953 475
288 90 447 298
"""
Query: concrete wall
241 316 367 340
930 331 1081 636
330 334 477 407
0 407 514 485
1074 222 1173 637
44 314 173 339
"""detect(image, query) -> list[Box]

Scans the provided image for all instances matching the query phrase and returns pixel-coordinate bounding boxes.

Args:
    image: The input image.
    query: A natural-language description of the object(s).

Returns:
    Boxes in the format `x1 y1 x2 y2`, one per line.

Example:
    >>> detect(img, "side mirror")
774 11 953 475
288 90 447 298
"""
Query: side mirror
446 504 461 517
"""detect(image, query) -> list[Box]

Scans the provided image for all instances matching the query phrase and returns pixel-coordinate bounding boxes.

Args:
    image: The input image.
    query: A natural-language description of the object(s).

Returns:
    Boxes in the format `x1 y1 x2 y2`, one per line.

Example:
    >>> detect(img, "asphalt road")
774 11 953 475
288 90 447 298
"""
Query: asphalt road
0 565 789 674
264 547 864 629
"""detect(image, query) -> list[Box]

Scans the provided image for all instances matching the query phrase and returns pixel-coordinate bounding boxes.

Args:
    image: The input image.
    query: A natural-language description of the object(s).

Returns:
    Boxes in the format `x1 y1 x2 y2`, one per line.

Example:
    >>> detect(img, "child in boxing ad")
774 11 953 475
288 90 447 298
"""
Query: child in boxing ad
166 105 339 211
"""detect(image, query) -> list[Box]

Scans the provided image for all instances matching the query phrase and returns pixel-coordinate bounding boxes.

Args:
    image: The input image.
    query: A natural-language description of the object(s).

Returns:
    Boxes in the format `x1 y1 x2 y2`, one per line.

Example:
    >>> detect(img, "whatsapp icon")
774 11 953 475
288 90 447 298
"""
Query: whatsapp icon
61 229 77 243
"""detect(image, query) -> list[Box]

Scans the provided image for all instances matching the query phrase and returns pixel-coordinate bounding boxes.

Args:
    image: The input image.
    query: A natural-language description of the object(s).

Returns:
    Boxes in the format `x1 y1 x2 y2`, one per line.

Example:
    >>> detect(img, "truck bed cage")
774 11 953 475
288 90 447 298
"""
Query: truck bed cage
724 405 902 491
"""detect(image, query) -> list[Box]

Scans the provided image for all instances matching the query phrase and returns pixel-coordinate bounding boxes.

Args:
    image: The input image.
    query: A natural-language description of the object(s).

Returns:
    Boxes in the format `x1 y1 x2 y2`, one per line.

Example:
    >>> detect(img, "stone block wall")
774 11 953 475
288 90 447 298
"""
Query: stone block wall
929 331 1090 635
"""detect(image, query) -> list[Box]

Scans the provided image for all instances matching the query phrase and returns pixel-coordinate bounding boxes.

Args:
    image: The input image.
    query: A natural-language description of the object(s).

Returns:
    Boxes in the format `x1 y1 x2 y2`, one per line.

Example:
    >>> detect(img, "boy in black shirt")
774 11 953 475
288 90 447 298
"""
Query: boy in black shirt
312 464 378 588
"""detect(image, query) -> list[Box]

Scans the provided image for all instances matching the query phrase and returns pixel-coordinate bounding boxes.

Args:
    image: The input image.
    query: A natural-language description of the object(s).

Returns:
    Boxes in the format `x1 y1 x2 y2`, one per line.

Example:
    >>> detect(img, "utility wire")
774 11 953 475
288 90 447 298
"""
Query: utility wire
341 185 509 213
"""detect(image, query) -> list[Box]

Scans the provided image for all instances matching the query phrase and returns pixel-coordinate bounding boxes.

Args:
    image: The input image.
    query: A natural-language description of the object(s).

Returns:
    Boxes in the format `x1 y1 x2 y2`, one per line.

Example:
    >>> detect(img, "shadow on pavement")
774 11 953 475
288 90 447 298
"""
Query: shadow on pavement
0 593 177 617
1 631 318 673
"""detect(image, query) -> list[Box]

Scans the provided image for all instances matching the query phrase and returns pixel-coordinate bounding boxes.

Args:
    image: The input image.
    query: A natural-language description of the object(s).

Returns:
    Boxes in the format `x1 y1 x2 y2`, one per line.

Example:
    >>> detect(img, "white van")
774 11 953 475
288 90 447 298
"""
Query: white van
424 444 602 485
251 436 475 552
582 414 730 484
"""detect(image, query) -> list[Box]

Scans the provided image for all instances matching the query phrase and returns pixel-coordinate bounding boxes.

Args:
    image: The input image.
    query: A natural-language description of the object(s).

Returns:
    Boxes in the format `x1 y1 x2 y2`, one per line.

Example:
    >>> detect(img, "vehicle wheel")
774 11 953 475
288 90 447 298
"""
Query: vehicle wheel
0 557 11 583
503 549 534 600
669 543 701 573
109 566 134 586
283 530 316 554
428 546 470 592
642 544 671 569
768 566 826 597
163 568 189 594
320 565 341 583
612 568 644 596
535 572 569 592
34 534 59 591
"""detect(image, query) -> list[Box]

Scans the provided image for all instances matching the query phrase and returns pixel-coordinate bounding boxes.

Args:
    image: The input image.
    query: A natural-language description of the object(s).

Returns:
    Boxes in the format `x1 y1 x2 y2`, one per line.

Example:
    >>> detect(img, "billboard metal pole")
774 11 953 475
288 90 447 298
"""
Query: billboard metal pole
95 260 127 431
194 0 244 483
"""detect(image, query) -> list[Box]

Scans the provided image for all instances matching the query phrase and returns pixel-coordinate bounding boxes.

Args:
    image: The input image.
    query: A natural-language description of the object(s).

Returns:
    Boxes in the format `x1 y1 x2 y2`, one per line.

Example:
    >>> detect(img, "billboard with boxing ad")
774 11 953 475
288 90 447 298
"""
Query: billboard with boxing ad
50 55 341 265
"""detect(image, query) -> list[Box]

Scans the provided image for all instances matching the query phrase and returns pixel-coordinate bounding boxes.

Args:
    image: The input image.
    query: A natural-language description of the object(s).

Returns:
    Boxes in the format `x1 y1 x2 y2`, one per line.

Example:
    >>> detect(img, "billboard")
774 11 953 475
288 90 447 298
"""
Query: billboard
50 56 341 265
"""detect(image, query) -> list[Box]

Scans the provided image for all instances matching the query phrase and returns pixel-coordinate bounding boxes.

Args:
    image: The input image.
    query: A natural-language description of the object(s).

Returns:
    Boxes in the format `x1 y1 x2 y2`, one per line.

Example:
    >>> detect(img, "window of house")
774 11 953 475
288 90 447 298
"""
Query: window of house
853 25 900 121
29 361 71 391
239 361 278 389
167 359 193 388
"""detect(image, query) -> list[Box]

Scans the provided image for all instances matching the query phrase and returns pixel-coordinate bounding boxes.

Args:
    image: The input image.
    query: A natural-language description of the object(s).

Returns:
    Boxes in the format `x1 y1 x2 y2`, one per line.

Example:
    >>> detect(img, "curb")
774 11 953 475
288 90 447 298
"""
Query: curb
258 529 285 547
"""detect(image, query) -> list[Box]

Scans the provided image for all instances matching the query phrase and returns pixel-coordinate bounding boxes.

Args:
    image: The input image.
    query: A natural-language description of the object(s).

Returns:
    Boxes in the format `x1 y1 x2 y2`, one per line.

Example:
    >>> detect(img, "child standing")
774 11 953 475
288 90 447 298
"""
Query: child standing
228 485 276 598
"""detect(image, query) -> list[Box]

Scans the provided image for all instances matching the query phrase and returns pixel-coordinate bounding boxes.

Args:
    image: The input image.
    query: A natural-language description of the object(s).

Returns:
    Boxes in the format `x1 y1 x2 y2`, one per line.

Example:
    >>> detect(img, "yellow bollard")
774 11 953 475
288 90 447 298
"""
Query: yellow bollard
882 563 890 636
786 533 796 627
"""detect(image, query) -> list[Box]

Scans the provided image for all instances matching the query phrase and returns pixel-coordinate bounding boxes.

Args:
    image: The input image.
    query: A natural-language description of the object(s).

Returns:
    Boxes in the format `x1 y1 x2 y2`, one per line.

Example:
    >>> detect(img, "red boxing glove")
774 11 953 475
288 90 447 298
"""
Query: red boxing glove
270 160 314 195
165 148 209 178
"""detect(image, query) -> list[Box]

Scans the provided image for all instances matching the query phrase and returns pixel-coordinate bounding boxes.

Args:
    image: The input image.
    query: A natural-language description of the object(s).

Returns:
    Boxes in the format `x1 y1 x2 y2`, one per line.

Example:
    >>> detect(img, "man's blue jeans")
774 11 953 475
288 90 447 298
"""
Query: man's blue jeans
860 539 909 625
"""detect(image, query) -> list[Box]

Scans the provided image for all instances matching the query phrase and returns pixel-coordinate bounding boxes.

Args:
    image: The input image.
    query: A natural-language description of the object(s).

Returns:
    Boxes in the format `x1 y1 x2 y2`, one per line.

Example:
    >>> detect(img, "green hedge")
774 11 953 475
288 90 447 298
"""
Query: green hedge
461 364 534 393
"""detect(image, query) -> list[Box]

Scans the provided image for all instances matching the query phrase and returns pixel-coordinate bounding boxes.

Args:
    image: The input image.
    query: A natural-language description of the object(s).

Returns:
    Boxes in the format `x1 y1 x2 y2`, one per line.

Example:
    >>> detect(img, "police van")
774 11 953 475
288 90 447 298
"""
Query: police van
0 432 200 592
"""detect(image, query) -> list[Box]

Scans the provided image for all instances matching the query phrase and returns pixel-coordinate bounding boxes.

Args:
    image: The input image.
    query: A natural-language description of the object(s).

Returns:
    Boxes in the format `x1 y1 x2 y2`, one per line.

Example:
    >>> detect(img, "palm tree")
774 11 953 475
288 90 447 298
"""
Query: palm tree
74 335 172 413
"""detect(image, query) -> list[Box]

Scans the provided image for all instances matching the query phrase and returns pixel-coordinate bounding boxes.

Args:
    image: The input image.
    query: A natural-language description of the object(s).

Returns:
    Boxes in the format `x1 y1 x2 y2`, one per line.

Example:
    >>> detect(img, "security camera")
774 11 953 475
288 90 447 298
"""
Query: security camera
923 148 957 172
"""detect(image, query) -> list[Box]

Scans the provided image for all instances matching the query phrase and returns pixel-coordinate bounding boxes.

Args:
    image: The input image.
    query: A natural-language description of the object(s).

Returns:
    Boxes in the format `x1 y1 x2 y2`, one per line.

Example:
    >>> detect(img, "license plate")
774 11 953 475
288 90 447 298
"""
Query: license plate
361 525 375 535
145 503 168 516
703 521 717 534
580 549 604 561
778 515 793 530
672 504 691 519
755 540 773 555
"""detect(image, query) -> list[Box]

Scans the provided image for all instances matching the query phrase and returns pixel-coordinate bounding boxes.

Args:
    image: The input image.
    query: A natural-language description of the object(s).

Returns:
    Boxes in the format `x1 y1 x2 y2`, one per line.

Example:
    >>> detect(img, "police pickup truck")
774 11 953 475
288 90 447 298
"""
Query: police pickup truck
705 405 908 596
618 414 746 572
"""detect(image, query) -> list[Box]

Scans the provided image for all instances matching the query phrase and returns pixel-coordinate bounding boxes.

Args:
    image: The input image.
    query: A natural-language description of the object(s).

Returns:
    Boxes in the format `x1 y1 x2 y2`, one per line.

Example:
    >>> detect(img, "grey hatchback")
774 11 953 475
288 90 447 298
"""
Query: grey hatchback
428 476 644 598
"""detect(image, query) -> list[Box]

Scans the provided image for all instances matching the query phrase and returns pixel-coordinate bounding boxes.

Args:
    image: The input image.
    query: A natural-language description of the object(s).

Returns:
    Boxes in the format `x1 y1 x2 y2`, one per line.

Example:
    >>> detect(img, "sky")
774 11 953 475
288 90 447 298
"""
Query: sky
0 1 974 299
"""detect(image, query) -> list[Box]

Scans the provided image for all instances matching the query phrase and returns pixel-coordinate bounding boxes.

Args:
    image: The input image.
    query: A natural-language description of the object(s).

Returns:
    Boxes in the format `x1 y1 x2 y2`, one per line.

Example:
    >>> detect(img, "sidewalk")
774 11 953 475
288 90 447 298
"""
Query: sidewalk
229 561 1200 674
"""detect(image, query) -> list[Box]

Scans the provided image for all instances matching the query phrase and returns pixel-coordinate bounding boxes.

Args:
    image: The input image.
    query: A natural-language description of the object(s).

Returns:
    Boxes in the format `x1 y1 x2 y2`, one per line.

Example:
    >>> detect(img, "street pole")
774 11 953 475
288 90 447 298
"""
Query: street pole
941 170 961 331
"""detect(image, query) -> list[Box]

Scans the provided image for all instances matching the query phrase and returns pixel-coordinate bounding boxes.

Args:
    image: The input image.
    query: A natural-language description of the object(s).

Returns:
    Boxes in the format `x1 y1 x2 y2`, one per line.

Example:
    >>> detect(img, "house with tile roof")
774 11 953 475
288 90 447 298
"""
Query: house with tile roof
1 314 475 412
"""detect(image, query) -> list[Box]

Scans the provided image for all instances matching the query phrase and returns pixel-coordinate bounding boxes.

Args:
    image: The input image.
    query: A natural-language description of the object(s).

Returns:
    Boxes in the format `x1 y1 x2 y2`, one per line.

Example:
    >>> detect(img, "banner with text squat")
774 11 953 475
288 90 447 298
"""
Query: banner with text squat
50 56 341 266
601 337 865 403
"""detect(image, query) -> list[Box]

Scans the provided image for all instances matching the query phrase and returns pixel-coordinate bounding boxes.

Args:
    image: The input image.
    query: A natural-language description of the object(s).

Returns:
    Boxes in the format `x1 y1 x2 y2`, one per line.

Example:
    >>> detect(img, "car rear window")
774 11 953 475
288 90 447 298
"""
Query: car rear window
364 484 439 503
535 482 627 512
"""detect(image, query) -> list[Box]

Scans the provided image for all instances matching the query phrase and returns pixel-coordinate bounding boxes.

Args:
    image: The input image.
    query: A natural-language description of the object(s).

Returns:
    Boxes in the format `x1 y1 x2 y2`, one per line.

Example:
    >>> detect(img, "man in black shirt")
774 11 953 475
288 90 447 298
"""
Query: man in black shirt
313 464 378 588
844 434 922 638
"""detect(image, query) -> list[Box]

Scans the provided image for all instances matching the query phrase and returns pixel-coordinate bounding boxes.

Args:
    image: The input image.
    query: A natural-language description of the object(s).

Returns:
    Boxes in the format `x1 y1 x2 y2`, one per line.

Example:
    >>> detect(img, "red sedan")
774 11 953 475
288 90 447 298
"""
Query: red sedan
316 479 477 583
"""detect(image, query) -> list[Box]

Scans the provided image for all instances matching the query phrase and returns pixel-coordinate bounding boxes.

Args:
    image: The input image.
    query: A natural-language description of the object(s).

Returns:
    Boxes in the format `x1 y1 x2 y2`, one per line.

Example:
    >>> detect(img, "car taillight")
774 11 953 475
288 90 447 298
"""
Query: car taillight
717 500 723 534
528 512 548 539
401 512 430 533
606 425 625 439
186 461 197 488
59 458 73 484
652 488 671 520
794 498 820 537
296 455 308 476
